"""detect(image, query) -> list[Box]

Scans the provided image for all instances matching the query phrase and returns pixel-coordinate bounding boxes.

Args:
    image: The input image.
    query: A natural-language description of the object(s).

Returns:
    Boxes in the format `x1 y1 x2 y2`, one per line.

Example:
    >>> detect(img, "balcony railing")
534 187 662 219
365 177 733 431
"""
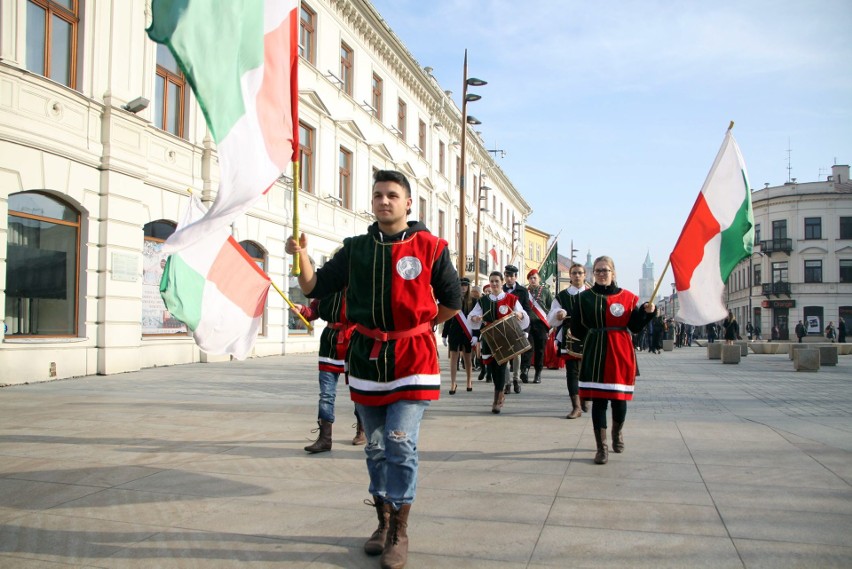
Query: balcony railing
762 281 791 296
759 238 793 255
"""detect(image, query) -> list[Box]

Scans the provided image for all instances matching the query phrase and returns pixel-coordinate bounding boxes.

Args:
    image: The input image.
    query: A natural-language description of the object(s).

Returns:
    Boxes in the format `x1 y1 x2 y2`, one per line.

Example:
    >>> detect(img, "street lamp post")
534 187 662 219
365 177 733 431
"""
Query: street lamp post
474 185 490 286
456 49 486 278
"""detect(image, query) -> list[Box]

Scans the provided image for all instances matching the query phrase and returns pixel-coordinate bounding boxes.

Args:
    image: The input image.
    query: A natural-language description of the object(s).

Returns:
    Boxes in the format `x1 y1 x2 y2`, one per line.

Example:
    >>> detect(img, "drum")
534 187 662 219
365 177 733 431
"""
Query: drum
481 314 531 365
559 321 583 359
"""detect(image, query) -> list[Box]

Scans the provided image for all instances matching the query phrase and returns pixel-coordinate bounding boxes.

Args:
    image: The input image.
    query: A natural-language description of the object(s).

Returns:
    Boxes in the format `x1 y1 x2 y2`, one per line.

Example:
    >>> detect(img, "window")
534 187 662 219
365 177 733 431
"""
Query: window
418 119 426 157
772 261 788 283
397 99 407 140
340 41 353 96
239 241 267 336
537 244 541 262
840 260 852 283
155 44 186 137
6 192 80 336
142 220 186 335
841 217 852 240
528 244 533 259
299 122 315 194
26 0 79 88
299 3 316 64
339 147 352 210
371 73 383 120
753 264 761 286
438 141 446 175
754 223 761 243
804 260 822 283
772 219 787 239
438 210 445 239
419 197 427 224
804 217 822 240
456 156 461 187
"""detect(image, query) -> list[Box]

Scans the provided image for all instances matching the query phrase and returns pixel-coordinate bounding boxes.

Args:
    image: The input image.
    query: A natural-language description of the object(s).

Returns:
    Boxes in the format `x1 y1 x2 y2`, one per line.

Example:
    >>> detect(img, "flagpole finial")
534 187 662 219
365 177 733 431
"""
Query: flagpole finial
728 120 734 131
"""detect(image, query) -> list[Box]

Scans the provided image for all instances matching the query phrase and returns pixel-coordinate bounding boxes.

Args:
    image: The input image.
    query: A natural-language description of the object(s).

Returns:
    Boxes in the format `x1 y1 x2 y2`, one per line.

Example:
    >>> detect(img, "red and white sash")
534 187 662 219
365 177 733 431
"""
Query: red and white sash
454 311 473 341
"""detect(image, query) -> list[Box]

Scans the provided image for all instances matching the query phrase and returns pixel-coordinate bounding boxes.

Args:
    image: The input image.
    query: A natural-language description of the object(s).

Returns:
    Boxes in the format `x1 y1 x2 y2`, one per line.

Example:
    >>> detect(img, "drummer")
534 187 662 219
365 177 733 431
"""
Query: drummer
547 262 590 419
469 271 530 414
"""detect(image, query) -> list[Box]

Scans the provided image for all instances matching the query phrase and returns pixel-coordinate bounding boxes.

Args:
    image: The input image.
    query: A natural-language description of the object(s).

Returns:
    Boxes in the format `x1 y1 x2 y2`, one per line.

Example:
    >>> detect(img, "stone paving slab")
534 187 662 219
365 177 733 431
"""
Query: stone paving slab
1 347 851 568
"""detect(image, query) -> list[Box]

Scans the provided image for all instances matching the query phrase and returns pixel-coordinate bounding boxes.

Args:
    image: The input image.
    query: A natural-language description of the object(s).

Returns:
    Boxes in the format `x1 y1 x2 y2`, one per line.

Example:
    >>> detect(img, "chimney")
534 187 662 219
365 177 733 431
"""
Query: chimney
831 164 850 184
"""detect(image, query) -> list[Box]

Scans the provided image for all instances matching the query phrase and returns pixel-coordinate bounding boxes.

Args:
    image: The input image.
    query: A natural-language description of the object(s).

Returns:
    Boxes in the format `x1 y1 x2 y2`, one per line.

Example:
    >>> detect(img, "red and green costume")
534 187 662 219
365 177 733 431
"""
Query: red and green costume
570 284 652 401
308 221 460 406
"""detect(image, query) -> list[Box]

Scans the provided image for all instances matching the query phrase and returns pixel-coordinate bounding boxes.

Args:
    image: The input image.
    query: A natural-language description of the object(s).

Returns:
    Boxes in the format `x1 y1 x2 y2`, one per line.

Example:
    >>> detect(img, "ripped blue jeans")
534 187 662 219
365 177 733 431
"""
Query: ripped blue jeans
354 400 429 509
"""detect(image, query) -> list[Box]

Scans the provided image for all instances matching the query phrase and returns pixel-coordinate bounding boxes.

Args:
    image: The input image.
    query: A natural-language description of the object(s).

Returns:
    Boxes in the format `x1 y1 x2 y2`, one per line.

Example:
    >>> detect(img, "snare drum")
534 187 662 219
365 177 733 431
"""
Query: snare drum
481 314 531 365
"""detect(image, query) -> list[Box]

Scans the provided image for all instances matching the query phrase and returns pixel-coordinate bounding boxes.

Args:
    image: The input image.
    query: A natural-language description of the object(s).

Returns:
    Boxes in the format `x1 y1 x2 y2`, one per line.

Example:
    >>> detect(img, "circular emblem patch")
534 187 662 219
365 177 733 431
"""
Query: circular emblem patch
610 303 625 317
396 256 422 280
498 305 510 315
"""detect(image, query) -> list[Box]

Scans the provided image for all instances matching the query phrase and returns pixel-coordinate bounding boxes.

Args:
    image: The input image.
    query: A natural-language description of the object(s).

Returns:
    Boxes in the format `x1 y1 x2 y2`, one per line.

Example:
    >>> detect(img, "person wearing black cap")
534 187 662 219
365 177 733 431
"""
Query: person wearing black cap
441 277 476 393
503 264 531 393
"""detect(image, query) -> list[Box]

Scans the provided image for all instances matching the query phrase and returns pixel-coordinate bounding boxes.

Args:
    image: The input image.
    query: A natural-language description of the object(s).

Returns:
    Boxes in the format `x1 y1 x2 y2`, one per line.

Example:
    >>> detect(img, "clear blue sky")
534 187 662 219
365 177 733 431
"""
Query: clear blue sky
369 0 852 293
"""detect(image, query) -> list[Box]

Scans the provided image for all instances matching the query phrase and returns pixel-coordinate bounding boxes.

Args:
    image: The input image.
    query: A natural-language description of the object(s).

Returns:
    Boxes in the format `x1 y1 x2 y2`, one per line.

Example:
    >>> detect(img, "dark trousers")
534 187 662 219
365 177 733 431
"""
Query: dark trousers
524 321 548 373
591 399 627 430
489 360 508 393
565 359 580 396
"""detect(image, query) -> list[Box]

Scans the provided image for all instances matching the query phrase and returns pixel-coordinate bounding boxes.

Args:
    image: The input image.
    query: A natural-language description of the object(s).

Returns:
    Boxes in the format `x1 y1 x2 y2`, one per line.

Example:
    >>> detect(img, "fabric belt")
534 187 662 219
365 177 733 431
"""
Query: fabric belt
328 322 347 330
590 326 628 332
355 322 432 360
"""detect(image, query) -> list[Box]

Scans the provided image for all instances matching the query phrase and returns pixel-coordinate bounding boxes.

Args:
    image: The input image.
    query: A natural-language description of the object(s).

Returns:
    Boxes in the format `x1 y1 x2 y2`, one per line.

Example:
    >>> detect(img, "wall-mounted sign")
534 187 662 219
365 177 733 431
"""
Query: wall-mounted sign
762 299 796 309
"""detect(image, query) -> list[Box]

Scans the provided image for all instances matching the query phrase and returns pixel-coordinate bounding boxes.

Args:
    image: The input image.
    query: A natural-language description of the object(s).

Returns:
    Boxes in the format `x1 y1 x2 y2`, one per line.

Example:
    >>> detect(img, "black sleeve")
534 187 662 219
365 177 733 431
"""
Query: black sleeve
628 303 654 333
569 295 588 341
431 246 461 310
516 287 531 313
306 242 350 299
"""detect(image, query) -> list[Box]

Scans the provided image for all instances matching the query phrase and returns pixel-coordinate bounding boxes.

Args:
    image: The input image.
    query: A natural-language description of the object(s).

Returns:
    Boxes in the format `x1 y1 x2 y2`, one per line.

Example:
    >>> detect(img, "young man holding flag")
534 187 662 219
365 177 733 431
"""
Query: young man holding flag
286 170 460 569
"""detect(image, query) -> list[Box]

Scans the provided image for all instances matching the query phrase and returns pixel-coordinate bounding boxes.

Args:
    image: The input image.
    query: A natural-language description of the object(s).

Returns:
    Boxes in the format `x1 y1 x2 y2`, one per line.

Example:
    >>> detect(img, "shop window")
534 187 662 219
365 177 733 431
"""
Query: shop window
142 220 186 335
6 191 80 336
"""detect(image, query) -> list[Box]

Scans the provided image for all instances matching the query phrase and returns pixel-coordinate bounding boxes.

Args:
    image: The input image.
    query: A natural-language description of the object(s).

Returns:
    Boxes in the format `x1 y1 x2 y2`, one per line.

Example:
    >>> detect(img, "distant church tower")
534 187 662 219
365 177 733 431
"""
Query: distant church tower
638 251 655 301
584 250 594 284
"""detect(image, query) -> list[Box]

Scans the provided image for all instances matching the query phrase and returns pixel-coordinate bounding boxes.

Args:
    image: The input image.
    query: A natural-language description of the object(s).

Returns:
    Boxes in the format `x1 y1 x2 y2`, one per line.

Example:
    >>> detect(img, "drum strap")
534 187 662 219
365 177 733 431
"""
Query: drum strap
355 322 432 360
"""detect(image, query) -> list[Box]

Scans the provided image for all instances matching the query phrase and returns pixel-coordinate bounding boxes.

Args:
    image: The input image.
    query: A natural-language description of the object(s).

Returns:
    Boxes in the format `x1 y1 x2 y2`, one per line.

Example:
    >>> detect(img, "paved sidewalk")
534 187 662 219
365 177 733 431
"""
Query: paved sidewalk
1 347 851 568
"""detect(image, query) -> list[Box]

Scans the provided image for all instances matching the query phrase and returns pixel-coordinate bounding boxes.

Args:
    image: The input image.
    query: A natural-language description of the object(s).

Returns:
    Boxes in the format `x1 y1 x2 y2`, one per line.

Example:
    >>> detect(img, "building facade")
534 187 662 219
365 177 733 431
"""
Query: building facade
523 224 550 283
725 164 852 340
0 0 531 384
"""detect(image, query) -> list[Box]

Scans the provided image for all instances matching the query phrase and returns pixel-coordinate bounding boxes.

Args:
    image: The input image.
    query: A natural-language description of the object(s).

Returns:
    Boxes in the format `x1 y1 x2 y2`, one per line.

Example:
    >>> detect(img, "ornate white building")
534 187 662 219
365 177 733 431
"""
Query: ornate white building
0 0 531 384
725 164 852 339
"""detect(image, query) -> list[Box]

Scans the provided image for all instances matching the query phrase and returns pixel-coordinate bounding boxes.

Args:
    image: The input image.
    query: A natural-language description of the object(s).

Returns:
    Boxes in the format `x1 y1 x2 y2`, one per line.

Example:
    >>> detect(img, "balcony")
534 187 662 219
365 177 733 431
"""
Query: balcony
762 281 791 296
759 238 793 255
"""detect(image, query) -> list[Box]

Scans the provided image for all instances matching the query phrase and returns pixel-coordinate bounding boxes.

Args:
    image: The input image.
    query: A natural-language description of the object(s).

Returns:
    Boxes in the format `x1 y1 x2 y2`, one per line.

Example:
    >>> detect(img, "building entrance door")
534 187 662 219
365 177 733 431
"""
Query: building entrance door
774 309 789 341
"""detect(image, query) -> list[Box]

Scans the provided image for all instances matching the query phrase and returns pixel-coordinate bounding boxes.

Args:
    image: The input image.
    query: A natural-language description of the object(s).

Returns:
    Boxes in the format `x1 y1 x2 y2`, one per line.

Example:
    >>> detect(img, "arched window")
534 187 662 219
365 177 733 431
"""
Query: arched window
239 240 267 336
5 191 80 336
142 220 186 335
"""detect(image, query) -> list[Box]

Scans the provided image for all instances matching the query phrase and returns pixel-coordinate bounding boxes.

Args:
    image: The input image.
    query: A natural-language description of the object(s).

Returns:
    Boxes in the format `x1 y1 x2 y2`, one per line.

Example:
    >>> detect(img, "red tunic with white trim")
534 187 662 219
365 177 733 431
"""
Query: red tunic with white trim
299 291 352 374
570 284 652 401
308 222 460 406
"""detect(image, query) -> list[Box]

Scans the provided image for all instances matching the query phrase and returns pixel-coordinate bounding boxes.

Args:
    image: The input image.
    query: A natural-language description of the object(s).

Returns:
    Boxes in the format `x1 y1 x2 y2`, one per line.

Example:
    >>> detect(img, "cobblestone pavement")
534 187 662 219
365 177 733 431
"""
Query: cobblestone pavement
1 345 850 568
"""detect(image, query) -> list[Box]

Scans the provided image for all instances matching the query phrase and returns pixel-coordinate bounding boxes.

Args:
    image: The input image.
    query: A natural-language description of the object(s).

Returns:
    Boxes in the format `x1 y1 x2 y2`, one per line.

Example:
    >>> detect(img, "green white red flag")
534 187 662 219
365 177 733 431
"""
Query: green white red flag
147 0 298 356
160 196 271 359
670 129 754 325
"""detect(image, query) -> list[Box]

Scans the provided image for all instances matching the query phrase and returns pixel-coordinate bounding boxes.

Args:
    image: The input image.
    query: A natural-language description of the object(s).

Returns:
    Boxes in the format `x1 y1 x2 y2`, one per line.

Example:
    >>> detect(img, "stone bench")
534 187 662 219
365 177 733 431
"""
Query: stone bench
662 339 674 352
750 343 779 354
707 343 722 360
789 344 810 361
819 346 839 366
721 344 741 364
794 349 820 371
735 340 748 357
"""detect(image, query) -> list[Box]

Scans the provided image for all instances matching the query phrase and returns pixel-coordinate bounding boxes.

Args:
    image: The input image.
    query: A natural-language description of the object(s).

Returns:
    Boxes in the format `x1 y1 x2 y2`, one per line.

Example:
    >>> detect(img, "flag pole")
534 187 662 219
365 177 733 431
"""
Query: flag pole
271 280 313 331
648 257 671 306
291 160 301 276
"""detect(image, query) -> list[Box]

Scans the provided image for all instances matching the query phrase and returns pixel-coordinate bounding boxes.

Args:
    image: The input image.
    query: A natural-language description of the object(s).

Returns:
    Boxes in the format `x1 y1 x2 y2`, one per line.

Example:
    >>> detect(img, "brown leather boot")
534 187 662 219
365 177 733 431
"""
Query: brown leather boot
612 421 624 453
594 428 608 465
491 389 502 414
566 395 582 419
304 420 332 454
581 397 589 412
352 419 366 445
380 504 411 569
364 496 391 556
